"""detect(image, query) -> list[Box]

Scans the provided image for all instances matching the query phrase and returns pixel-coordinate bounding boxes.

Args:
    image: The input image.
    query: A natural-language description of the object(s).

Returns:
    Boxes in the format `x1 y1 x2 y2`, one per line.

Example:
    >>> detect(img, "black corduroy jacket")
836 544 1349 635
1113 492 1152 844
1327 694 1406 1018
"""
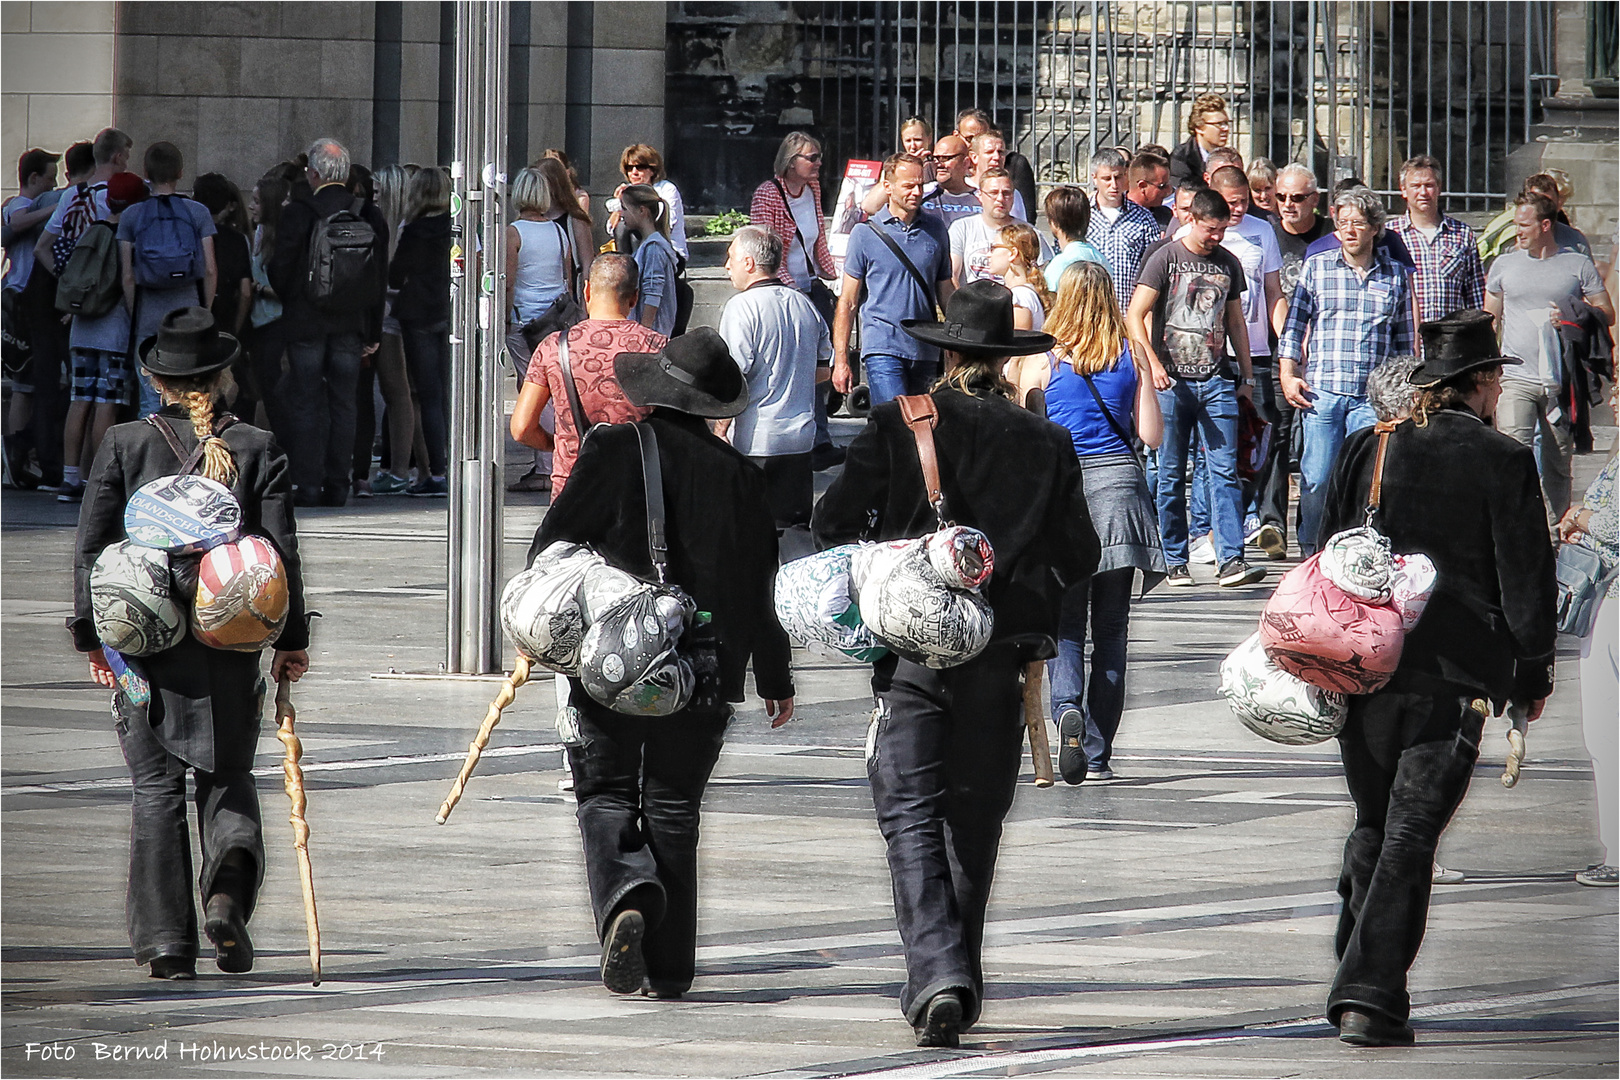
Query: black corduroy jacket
71 406 309 772
813 387 1100 658
1321 407 1558 707
530 410 793 704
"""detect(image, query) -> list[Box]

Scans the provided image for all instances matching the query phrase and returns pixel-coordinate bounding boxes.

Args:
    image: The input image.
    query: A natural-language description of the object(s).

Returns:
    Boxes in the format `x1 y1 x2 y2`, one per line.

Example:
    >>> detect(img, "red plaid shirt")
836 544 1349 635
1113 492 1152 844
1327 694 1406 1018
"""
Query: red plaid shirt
749 178 836 286
1387 214 1487 325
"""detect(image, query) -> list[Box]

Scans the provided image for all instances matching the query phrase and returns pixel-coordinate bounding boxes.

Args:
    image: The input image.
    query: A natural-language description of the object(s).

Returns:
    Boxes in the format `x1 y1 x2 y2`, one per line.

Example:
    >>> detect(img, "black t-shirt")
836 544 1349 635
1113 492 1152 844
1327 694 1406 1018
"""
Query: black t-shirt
1272 214 1331 303
210 228 252 334
1135 238 1246 380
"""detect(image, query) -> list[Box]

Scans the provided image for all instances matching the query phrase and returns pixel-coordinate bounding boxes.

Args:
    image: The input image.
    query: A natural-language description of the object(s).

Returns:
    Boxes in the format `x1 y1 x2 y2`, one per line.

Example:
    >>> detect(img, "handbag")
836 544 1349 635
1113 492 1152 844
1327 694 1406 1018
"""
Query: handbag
519 221 585 353
1555 541 1616 638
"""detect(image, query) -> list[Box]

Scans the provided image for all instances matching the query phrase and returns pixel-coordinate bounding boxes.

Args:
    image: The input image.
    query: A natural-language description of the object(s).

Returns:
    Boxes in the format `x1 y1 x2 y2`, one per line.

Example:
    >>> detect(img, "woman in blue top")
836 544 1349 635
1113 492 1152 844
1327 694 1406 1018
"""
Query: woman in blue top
1008 261 1165 784
619 184 678 338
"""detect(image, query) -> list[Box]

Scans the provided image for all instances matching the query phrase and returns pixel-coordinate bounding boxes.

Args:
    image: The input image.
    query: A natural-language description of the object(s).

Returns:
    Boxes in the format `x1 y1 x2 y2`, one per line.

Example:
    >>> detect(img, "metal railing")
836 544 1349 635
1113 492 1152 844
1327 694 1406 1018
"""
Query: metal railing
798 1 1555 212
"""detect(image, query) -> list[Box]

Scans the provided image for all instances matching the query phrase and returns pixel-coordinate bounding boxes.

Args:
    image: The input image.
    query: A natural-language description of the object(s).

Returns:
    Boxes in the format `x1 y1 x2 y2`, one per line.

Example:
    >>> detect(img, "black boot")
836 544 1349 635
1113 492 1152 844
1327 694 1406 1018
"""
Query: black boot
914 989 964 1048
204 852 255 974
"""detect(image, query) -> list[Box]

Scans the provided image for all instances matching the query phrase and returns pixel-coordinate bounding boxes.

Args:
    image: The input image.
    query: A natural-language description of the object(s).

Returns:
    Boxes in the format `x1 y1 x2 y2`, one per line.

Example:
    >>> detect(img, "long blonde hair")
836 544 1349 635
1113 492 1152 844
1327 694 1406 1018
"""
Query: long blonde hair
151 369 238 485
997 223 1052 313
1044 261 1128 375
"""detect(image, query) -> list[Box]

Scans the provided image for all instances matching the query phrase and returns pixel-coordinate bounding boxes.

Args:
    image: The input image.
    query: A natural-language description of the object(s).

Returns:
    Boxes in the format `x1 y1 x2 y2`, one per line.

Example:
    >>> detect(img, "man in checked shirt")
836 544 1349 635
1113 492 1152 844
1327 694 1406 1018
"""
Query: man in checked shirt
1278 186 1415 557
1386 155 1486 325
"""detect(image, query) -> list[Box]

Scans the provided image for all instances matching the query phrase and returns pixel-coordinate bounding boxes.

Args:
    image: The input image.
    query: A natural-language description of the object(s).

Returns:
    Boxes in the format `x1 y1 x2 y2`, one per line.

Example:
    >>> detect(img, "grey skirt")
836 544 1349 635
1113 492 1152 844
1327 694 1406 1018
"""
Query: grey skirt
1080 453 1167 590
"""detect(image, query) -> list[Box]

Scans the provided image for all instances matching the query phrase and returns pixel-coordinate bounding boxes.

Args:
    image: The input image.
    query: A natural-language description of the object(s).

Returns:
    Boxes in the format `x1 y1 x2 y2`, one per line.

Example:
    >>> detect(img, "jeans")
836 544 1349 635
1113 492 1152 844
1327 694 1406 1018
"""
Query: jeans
1047 570 1134 771
1495 378 1574 530
116 693 265 965
868 647 1025 1027
401 322 450 477
1156 378 1244 565
284 330 364 497
1188 443 1211 539
1298 389 1378 554
864 353 939 407
567 691 730 995
1330 689 1483 1024
1251 362 1293 537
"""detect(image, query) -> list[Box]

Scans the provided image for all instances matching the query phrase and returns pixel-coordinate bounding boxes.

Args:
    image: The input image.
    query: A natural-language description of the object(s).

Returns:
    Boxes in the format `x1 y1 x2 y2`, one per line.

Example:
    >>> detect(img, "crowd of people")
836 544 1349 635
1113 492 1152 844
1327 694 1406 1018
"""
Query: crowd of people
26 95 1619 1054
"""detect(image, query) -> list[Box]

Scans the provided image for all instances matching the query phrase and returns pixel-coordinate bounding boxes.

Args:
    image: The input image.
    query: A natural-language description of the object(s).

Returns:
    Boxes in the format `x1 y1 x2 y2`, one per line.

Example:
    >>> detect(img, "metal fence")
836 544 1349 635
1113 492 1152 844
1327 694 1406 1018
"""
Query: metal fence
801 1 1557 211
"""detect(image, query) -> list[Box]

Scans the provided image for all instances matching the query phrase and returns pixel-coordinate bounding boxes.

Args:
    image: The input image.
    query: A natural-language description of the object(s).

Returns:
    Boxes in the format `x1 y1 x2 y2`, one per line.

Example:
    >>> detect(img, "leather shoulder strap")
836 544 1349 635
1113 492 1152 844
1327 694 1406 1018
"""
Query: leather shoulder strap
633 422 668 581
896 394 948 526
144 414 206 477
1367 419 1399 520
557 332 591 441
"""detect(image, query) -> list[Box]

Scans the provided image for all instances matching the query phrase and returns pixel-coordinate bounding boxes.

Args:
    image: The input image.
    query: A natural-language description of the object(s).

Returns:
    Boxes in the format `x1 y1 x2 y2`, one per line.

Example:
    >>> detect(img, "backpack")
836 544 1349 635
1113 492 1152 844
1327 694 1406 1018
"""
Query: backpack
54 221 123 317
305 196 380 314
49 182 105 271
130 194 203 287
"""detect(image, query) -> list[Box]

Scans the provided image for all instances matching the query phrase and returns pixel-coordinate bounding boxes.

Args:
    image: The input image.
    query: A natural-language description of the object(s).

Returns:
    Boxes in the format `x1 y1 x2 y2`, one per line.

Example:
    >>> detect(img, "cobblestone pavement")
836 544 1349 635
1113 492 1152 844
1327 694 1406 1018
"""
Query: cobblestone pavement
3 420 1615 1078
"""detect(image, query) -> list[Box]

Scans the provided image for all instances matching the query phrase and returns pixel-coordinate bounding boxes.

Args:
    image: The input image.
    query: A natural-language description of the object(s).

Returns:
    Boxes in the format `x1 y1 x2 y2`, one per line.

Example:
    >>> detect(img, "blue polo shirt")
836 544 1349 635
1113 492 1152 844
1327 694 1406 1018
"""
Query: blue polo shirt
843 207 951 363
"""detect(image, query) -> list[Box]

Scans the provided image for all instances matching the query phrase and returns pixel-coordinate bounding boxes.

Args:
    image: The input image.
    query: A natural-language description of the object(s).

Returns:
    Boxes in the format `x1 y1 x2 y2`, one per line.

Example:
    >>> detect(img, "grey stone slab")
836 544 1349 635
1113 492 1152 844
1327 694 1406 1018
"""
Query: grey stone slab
155 35 240 98
238 38 323 101
589 48 665 108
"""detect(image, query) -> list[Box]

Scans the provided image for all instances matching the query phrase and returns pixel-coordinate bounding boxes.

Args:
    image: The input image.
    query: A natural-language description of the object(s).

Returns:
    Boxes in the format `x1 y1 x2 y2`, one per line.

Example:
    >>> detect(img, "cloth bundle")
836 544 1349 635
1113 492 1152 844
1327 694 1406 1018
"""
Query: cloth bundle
500 540 699 716
1257 527 1435 695
1220 632 1349 745
773 546 888 663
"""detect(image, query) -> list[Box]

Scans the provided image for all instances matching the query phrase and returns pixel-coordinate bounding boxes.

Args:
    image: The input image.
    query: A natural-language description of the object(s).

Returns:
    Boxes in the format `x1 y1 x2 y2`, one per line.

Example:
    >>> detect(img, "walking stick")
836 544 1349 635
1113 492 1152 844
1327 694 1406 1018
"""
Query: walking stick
1022 660 1055 787
275 676 321 985
436 654 532 824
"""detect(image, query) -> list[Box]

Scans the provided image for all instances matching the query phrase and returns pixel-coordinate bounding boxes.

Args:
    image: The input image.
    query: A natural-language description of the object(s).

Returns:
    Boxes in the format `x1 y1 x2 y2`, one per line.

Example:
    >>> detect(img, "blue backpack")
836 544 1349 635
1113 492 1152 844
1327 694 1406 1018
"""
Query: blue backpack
131 194 203 288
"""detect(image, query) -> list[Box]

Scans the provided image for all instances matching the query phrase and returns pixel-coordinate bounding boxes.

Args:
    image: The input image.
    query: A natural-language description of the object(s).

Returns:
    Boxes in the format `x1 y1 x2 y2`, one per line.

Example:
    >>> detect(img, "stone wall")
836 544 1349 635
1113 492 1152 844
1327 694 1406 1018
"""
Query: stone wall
1 2 116 201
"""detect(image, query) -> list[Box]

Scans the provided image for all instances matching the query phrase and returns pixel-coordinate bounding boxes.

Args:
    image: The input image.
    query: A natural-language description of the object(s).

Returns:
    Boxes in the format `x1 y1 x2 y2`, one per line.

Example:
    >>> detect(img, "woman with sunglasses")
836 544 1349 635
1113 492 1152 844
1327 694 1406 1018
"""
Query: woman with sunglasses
608 144 688 263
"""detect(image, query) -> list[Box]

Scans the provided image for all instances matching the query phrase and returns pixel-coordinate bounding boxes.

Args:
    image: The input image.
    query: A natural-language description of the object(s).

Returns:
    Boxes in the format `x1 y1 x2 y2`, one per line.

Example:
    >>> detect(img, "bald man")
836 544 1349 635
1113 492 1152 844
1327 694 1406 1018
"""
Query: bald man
918 135 981 226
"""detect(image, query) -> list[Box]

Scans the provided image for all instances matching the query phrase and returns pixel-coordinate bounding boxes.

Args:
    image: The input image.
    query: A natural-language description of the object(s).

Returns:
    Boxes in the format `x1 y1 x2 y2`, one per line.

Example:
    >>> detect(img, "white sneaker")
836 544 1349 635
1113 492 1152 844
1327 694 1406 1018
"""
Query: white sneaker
1432 862 1465 885
1189 534 1218 564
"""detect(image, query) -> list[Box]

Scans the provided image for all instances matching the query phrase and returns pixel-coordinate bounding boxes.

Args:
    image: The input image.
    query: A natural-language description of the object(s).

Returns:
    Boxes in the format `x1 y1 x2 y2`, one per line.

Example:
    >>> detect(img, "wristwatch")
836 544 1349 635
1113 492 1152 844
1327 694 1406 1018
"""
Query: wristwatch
1239 377 1254 386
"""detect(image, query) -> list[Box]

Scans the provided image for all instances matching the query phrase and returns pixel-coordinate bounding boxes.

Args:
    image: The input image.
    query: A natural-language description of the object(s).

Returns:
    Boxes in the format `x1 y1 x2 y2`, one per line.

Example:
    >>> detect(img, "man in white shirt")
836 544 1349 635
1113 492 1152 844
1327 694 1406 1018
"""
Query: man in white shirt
716 226 831 532
949 169 1048 287
966 132 1028 222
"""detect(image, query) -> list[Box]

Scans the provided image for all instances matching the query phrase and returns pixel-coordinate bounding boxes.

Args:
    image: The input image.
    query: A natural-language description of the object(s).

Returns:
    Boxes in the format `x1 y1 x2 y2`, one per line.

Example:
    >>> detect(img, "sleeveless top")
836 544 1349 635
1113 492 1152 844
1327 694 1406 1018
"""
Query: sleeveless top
1043 347 1137 458
510 217 572 322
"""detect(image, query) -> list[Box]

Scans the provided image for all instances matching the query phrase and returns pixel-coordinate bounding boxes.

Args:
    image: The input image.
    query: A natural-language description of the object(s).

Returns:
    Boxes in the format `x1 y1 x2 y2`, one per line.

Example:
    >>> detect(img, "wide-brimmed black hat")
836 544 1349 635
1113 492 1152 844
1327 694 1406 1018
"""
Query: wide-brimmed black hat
615 326 749 419
139 307 240 377
901 279 1056 358
1408 309 1520 386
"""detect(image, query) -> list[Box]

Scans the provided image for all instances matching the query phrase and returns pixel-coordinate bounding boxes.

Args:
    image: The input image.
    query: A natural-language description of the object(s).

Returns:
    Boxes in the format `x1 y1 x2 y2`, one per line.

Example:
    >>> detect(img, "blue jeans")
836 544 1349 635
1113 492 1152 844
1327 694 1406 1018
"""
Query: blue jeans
1156 378 1244 566
1188 442 1211 538
864 353 939 407
1047 569 1134 771
1298 389 1378 554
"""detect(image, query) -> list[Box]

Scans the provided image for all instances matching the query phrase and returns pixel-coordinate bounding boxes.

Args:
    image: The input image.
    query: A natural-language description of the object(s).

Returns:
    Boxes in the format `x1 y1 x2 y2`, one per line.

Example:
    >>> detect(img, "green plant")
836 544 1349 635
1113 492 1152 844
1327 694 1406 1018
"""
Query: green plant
704 209 750 237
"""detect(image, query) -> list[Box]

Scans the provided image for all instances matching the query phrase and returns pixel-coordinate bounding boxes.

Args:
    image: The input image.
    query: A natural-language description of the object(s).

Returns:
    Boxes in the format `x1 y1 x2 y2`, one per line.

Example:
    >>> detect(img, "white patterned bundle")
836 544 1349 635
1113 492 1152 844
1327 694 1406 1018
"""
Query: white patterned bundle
773 546 888 663
1220 632 1349 745
849 526 995 669
123 474 242 554
499 542 603 673
91 540 186 657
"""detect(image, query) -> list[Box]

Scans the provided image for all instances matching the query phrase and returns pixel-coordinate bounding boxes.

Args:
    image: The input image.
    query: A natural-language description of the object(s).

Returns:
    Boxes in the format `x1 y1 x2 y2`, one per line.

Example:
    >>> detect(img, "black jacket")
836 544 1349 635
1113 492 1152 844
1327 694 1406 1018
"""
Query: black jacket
268 182 389 343
389 212 453 327
71 406 309 772
1321 409 1557 707
1168 136 1206 189
529 410 793 703
813 388 1100 656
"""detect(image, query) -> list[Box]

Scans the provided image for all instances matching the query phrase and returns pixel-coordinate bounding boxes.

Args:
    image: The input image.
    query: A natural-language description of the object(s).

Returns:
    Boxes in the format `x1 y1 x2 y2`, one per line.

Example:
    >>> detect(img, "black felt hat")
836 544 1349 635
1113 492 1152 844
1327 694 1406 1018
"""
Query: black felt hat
138 307 240 377
614 327 749 419
1408 309 1520 386
901 279 1056 358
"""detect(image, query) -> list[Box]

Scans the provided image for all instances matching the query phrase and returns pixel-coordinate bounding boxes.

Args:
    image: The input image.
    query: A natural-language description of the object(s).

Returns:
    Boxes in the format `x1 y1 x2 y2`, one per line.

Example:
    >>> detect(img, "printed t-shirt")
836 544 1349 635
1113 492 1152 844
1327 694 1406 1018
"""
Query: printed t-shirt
1272 215 1332 302
949 214 1053 284
1135 238 1246 380
527 318 664 493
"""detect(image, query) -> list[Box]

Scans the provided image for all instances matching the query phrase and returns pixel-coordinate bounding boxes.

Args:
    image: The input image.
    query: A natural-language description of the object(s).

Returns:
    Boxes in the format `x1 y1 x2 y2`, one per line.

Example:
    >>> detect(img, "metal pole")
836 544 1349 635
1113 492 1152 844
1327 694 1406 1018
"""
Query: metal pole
446 0 507 675
1306 0 1317 180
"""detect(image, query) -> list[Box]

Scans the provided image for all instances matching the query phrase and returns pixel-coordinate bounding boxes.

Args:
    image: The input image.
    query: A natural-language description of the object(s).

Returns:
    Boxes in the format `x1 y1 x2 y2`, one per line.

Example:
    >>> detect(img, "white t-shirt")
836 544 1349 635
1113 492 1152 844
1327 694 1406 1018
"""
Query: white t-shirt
949 214 1053 284
1010 283 1046 331
963 180 1029 223
718 282 832 456
653 179 688 260
45 182 111 236
785 185 822 290
1175 213 1281 356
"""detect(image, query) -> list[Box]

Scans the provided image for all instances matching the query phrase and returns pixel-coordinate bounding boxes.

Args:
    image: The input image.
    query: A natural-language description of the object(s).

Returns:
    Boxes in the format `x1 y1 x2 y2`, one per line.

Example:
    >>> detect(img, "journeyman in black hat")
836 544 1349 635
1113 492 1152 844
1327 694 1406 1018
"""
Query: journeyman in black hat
70 307 311 979
527 326 794 999
1315 309 1557 1047
812 281 1100 1047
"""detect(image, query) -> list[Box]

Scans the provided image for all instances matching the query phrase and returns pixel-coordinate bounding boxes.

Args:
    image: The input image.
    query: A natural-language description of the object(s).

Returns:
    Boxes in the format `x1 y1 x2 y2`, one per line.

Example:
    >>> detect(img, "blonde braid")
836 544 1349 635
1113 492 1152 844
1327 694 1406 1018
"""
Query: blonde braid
180 387 238 485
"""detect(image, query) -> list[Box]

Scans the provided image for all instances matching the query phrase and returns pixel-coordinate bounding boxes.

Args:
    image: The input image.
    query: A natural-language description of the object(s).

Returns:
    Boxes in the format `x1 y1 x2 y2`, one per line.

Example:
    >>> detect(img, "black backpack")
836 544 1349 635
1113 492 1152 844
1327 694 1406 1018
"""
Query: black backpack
305 196 380 314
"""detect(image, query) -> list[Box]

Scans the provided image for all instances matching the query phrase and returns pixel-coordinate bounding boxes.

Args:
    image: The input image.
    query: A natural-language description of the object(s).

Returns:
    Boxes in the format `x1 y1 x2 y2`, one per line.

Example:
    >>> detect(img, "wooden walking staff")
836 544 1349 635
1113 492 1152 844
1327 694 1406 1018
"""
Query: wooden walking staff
1022 661 1055 787
436 654 532 824
275 676 322 985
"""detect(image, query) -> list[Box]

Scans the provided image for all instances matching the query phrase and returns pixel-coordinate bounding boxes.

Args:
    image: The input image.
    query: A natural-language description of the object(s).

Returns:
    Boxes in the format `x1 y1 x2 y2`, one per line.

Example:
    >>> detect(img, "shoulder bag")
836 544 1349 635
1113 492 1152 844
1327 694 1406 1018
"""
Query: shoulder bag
1555 541 1617 638
519 221 586 353
772 178 836 318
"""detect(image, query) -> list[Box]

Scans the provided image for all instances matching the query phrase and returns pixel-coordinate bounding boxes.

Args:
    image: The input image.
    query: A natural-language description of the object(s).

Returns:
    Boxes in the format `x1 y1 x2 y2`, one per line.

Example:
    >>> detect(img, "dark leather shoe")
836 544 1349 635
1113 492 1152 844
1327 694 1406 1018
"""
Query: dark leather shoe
1337 1008 1414 1047
204 893 254 974
148 955 195 980
600 909 646 995
913 988 963 1048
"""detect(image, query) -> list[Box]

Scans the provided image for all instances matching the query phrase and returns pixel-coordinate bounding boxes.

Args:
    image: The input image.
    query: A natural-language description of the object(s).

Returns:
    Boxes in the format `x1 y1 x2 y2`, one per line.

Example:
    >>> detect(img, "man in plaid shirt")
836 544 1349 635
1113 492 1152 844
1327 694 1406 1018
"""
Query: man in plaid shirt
1085 147 1162 312
1386 155 1485 325
1278 187 1415 555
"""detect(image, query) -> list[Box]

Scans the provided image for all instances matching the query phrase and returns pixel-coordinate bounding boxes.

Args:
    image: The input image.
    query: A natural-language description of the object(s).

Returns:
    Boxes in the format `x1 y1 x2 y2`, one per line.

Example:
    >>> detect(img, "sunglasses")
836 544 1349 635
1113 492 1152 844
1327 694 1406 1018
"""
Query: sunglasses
627 163 654 172
793 153 823 163
934 152 964 161
1276 192 1315 204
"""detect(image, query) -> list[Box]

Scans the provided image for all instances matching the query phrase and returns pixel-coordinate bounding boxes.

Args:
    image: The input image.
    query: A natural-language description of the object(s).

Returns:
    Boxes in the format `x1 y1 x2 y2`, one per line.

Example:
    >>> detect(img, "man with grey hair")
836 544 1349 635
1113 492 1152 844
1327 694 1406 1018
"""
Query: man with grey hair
1278 186 1414 555
1085 146 1161 311
269 137 390 506
1271 163 1330 302
717 224 830 534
